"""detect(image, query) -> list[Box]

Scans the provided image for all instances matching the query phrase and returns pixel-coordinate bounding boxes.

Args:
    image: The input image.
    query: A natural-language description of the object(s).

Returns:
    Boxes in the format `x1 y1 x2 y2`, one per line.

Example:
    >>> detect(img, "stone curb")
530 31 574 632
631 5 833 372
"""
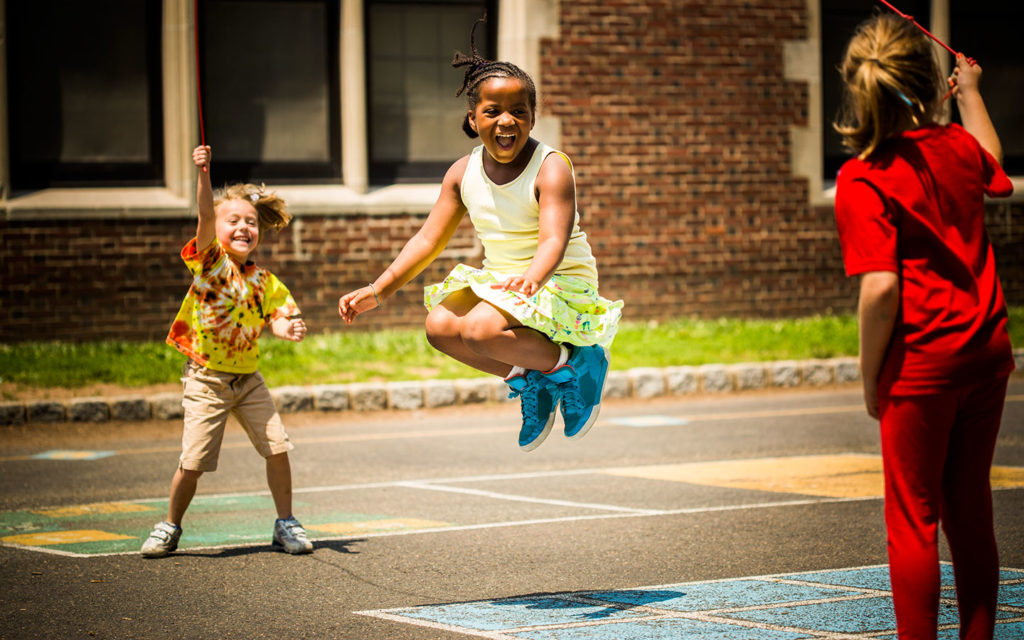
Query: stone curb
2 350 1022 427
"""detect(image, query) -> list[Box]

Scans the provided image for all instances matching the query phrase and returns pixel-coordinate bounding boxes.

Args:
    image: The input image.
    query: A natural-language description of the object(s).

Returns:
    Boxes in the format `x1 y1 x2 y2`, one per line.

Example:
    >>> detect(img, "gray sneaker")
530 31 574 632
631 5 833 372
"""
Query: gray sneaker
140 521 182 558
272 516 313 554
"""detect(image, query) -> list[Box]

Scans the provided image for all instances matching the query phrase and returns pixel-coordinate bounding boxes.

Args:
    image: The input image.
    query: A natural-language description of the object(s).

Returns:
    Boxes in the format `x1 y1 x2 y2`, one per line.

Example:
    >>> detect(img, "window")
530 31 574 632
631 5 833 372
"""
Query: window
199 0 341 185
820 0 1023 179
6 0 164 192
820 0 929 179
367 0 495 184
949 0 1024 175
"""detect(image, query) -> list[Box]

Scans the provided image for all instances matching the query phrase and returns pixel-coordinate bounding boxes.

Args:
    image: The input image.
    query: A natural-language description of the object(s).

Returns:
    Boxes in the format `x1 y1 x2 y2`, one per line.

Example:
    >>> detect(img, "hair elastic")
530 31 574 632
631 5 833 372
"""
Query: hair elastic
368 283 381 310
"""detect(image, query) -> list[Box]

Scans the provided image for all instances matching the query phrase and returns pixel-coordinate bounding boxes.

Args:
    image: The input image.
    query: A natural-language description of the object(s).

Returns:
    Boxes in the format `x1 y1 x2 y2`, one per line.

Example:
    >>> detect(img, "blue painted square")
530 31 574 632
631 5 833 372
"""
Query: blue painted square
717 595 958 633
782 565 955 592
999 580 1024 607
392 597 649 631
588 579 860 612
878 620 1024 640
510 617 814 640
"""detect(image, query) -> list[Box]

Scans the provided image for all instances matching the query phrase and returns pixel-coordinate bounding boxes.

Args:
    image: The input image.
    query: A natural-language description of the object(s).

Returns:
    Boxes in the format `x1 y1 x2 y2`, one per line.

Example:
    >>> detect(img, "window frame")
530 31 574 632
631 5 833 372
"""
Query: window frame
5 0 166 192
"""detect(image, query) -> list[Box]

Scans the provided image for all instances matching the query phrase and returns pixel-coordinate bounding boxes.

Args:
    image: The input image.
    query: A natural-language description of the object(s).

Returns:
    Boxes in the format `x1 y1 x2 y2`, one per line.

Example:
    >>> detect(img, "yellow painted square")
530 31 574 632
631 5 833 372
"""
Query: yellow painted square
310 518 451 536
991 466 1024 489
606 454 885 499
606 455 1024 500
2 529 137 546
31 502 157 518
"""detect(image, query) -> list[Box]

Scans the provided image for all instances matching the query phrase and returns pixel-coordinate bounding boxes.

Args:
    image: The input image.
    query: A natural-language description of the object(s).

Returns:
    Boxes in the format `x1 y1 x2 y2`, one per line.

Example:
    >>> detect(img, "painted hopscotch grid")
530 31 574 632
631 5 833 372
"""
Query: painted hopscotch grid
358 564 1024 639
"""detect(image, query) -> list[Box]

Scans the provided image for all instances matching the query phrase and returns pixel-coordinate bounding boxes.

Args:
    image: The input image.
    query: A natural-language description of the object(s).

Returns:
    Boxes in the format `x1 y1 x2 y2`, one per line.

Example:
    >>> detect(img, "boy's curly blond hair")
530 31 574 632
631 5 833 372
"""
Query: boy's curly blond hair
214 183 292 232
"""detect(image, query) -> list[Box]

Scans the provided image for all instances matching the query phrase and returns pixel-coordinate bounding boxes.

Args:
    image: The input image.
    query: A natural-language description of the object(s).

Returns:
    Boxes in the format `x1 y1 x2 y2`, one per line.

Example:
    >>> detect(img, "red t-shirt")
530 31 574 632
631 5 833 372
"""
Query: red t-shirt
834 123 1014 395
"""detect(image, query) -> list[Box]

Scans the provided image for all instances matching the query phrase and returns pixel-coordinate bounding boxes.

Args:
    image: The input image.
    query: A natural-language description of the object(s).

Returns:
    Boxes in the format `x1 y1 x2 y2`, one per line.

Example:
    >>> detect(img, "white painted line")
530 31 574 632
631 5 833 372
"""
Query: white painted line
397 481 664 514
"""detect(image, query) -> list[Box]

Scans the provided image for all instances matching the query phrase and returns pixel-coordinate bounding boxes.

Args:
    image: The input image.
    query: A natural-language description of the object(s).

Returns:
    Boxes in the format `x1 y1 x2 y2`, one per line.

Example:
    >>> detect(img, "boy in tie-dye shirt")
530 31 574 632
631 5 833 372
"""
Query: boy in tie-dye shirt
141 144 313 558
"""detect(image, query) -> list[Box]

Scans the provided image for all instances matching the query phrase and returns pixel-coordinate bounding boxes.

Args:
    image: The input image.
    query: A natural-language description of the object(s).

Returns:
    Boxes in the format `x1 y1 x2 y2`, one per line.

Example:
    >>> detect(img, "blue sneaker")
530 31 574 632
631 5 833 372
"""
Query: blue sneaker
541 345 609 440
507 370 559 451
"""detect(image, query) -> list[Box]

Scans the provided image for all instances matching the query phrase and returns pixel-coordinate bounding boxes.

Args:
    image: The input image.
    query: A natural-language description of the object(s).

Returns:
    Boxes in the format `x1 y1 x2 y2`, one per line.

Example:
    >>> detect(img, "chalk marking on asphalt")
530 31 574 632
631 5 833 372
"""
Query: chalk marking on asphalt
395 480 665 514
356 562 1024 639
3 393 1022 463
1 495 880 558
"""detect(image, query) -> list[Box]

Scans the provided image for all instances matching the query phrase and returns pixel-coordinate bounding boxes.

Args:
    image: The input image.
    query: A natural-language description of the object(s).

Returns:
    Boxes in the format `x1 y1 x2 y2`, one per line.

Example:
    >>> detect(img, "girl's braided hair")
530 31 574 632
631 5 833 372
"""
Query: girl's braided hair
452 15 536 138
833 13 942 159
215 183 292 232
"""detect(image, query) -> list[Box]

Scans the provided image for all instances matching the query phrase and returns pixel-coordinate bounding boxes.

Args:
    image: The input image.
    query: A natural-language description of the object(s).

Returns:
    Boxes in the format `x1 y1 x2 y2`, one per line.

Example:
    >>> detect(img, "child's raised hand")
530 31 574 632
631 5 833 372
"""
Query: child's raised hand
337 286 381 325
193 145 211 171
272 315 307 342
950 54 981 97
491 275 540 297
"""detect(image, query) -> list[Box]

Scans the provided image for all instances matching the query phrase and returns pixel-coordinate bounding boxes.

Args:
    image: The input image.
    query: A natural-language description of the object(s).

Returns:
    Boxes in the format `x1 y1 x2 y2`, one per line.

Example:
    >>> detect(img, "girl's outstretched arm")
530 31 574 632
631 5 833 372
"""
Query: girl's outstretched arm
493 153 575 296
858 271 899 419
338 156 469 324
954 56 1002 164
193 145 217 250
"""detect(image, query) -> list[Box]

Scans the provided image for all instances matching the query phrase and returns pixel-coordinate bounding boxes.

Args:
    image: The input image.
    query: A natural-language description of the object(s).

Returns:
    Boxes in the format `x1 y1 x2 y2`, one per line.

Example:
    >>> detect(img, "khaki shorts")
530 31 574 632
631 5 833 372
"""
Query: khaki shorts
179 361 293 472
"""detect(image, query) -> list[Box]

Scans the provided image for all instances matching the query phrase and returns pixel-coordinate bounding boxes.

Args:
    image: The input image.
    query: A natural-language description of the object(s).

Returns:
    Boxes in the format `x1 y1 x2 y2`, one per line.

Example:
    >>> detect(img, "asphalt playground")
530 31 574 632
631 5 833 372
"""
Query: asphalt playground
1 379 1022 639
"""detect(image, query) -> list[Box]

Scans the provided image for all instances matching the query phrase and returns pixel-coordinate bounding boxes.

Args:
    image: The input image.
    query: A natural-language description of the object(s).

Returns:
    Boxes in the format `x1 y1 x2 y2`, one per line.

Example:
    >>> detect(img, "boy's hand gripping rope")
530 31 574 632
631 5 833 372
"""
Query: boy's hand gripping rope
875 0 975 101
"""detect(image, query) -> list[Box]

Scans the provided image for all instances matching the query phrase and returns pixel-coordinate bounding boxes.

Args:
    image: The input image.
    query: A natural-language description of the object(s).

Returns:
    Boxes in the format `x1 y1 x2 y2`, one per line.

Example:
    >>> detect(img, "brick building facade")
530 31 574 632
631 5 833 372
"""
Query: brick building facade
1 0 1021 343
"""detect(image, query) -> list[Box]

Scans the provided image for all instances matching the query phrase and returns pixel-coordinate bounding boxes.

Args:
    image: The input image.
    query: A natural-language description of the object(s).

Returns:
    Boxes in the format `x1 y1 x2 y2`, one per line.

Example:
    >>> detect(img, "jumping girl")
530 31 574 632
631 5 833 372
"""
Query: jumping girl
338 20 622 451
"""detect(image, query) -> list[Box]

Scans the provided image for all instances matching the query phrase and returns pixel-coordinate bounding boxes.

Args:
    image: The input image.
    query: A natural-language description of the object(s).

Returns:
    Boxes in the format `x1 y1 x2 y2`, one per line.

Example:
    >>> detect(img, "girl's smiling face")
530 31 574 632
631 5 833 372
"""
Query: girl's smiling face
468 77 535 164
215 199 260 263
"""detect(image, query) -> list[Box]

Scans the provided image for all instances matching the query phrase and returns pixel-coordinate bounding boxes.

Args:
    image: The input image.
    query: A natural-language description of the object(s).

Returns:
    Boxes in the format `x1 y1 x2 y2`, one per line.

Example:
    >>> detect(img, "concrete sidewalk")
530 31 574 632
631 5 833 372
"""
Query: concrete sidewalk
3 351 1022 426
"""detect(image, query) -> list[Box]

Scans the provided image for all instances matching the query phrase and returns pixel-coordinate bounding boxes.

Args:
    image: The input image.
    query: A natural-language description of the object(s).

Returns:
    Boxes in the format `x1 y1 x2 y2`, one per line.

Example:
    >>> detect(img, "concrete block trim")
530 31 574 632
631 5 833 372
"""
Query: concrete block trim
0 349 1019 426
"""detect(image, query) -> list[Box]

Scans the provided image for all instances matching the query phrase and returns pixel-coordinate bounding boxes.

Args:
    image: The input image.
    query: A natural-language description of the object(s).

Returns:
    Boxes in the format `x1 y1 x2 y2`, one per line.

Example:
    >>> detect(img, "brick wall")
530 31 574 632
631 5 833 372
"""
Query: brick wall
1 0 1021 342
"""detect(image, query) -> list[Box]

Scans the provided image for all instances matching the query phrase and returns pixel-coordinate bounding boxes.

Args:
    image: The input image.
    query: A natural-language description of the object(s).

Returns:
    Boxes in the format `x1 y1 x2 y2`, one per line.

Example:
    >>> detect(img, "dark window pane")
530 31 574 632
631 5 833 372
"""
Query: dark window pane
201 0 340 184
821 0 930 180
7 0 163 191
367 0 493 184
950 0 1024 174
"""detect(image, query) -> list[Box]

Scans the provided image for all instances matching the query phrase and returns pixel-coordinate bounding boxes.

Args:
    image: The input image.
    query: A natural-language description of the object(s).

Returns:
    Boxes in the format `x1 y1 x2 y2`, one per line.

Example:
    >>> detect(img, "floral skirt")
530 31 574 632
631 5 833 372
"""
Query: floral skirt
424 264 623 347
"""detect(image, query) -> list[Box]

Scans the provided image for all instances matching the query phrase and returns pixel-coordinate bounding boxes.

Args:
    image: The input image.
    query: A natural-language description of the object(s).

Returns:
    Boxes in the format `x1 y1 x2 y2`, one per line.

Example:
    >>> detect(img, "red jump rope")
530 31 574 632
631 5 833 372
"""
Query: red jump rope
876 0 974 101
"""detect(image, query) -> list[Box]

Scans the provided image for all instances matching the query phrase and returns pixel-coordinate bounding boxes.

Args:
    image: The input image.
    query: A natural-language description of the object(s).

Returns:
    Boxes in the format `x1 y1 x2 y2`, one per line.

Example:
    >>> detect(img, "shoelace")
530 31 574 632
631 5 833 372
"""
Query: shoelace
516 384 541 429
549 376 583 415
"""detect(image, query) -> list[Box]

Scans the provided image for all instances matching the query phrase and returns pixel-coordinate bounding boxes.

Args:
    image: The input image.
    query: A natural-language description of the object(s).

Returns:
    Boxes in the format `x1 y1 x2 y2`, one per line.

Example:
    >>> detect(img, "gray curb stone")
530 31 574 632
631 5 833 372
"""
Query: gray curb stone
312 385 349 412
729 363 767 391
602 371 631 399
111 396 151 422
803 360 835 386
151 393 184 420
3 350 1021 426
665 366 698 395
424 380 457 408
348 383 387 412
699 365 732 393
0 402 26 426
770 361 802 388
28 401 65 423
628 367 666 399
272 386 315 414
455 379 491 404
387 381 424 411
69 398 110 423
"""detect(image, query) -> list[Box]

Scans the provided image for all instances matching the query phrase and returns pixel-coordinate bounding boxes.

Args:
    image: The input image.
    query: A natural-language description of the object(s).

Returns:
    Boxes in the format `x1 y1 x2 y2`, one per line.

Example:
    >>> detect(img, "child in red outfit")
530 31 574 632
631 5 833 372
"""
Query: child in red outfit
833 14 1014 640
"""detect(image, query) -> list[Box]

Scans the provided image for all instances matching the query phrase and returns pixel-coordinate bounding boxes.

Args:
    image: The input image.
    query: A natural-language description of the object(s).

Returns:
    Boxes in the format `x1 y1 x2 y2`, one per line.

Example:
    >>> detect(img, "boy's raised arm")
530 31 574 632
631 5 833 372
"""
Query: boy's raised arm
193 145 216 250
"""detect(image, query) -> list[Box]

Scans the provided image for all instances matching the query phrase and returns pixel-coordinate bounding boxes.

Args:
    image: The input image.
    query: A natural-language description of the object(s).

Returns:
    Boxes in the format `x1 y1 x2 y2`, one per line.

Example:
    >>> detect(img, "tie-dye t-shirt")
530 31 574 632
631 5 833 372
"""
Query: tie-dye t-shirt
166 238 300 374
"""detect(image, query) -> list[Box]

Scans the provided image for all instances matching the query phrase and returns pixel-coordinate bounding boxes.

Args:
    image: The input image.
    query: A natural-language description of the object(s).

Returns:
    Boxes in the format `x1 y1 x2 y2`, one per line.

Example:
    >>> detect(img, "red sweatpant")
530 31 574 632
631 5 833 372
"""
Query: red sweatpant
879 376 1009 640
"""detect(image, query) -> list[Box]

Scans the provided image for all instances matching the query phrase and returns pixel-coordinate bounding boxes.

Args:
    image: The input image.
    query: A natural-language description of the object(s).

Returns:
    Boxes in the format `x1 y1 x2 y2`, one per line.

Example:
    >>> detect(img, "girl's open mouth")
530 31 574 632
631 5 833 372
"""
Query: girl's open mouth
496 133 516 150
